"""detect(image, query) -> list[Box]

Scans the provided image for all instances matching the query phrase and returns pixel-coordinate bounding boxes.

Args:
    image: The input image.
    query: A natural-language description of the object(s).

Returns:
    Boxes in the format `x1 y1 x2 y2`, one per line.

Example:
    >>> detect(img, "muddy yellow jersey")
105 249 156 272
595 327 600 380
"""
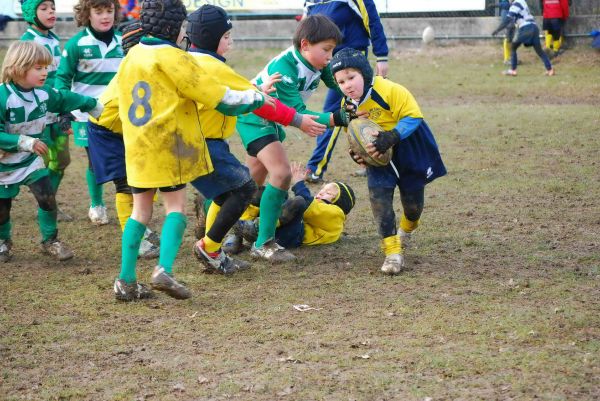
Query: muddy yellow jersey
89 77 121 133
352 76 423 131
302 200 346 245
189 50 256 140
117 38 227 188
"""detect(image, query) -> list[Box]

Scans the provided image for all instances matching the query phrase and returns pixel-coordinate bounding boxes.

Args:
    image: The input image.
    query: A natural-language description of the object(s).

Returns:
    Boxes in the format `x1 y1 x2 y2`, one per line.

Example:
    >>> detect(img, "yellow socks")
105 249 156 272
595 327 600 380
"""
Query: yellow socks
115 193 133 231
202 235 221 253
240 204 259 221
205 202 221 234
503 38 511 63
400 215 419 234
381 235 401 256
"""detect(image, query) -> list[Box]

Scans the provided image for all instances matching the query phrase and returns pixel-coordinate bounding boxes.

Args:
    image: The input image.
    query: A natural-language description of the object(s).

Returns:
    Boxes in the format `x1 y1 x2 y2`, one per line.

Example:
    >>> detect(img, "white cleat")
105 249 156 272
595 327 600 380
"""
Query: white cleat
88 205 109 225
380 254 405 276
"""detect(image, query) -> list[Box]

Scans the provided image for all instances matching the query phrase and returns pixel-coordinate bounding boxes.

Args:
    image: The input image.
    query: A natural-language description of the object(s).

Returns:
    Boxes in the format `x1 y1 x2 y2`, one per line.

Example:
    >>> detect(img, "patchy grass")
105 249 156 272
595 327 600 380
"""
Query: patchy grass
0 45 599 400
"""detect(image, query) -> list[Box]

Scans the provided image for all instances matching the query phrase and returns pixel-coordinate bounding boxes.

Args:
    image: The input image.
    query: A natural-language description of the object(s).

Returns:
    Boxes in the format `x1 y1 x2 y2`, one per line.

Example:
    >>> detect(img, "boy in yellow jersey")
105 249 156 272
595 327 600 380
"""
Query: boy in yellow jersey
113 0 269 301
331 48 446 275
185 5 327 275
224 162 355 252
87 22 160 260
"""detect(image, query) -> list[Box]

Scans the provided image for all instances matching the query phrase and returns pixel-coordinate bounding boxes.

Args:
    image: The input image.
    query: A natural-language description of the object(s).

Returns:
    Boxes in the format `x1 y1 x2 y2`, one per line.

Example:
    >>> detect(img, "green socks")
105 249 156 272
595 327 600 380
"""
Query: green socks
120 218 146 283
0 220 11 240
86 168 104 207
37 208 57 242
159 212 187 274
49 170 62 193
255 184 287 248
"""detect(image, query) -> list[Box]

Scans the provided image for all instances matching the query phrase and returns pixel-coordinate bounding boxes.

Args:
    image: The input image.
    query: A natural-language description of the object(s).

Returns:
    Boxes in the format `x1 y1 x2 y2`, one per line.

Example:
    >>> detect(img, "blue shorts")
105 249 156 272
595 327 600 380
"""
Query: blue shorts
87 122 126 185
516 24 541 47
367 121 447 192
190 139 252 199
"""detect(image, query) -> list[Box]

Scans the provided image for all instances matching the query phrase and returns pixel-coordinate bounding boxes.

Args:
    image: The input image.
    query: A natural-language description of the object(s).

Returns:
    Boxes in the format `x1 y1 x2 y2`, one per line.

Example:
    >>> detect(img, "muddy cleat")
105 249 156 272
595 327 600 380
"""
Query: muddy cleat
144 228 160 246
151 266 191 299
0 239 13 263
193 239 250 275
222 233 243 254
250 239 295 263
88 205 109 225
114 278 154 301
193 193 207 240
138 239 160 259
56 208 73 222
399 230 412 252
380 254 405 275
502 69 517 77
41 239 74 261
545 68 555 76
234 219 258 243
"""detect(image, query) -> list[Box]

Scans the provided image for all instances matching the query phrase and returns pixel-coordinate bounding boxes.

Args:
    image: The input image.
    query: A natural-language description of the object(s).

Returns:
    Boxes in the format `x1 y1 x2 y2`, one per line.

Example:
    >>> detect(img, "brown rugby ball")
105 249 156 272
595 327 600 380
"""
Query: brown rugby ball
346 119 392 167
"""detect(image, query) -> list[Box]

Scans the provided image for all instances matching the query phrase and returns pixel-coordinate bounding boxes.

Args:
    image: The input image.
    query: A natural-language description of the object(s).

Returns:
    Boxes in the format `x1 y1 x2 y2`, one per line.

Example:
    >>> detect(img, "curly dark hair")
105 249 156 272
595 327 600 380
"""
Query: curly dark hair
74 0 121 27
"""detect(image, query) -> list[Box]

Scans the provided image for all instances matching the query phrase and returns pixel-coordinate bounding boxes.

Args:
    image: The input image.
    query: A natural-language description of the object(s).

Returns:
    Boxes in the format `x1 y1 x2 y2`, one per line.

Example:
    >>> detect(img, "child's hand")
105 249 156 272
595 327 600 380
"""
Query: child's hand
261 93 276 109
349 149 366 166
290 161 308 184
260 72 282 94
32 139 48 156
299 114 326 137
365 129 399 158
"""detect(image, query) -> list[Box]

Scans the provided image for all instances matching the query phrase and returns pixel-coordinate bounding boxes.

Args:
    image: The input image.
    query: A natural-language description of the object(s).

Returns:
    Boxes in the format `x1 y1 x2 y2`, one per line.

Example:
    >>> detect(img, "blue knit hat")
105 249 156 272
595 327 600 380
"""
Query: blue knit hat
330 48 374 96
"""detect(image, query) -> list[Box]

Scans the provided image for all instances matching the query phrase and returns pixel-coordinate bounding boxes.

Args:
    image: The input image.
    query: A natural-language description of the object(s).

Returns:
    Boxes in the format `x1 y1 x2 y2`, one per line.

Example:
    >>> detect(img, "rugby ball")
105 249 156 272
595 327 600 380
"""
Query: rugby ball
347 119 392 167
422 26 435 44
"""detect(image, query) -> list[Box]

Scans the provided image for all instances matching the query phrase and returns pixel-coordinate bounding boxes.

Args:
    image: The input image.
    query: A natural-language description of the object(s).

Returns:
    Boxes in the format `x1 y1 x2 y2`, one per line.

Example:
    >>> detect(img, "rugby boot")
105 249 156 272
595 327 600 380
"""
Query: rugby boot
0 239 12 263
138 239 160 259
88 205 109 225
380 254 405 276
114 278 154 301
250 239 295 263
193 239 250 275
41 239 74 261
151 266 191 299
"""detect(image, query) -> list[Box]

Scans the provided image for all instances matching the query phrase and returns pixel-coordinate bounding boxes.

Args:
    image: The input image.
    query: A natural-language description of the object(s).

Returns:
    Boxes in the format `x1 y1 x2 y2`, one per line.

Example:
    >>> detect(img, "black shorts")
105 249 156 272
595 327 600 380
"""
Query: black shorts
130 184 186 194
246 134 280 157
543 18 564 40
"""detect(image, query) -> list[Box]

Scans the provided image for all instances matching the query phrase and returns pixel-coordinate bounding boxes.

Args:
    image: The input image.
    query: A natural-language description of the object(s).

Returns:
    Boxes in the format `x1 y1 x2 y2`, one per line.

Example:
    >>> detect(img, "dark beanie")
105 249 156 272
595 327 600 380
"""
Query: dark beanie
332 182 356 215
186 5 232 52
330 48 374 95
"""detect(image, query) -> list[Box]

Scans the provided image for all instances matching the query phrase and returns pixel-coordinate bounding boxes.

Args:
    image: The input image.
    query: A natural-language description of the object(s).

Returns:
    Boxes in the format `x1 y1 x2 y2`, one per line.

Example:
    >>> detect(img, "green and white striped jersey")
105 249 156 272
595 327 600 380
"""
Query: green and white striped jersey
55 28 122 121
0 83 98 185
20 28 62 88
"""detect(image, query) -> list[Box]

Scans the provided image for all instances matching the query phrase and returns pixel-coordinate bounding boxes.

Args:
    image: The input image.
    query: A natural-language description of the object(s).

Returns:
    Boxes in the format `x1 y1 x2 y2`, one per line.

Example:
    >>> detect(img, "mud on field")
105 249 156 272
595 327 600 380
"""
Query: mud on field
1 45 599 400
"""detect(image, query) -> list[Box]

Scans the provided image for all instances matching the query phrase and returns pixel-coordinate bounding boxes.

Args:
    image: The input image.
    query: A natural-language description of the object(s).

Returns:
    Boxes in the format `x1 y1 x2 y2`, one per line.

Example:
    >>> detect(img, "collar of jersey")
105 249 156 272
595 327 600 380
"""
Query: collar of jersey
140 36 179 48
188 47 226 63
8 82 39 104
292 48 317 72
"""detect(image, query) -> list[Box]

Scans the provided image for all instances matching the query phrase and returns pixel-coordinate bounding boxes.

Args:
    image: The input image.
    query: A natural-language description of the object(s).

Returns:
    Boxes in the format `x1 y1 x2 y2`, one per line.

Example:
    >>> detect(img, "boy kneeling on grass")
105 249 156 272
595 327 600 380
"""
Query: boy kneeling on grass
0 41 103 262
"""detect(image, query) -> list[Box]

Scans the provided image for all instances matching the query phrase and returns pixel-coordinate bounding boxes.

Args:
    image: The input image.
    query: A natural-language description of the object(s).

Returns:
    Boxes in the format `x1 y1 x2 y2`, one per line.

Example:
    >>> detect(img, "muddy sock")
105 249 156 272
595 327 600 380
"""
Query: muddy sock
255 184 287 248
37 208 58 242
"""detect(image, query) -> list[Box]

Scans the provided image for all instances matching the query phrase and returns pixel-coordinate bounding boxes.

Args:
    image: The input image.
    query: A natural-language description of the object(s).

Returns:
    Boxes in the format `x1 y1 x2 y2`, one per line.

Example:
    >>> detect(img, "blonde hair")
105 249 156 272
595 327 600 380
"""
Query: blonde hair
1 41 53 83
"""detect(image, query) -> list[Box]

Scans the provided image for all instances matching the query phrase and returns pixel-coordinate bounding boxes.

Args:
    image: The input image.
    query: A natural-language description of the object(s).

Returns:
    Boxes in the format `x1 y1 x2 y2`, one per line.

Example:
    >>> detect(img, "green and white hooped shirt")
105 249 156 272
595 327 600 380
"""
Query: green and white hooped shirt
0 83 97 185
55 28 122 121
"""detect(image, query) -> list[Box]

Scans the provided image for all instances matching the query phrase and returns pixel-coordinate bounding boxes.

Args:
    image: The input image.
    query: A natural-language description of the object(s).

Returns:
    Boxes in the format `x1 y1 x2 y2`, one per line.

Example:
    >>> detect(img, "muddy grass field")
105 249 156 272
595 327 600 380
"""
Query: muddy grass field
1 45 599 400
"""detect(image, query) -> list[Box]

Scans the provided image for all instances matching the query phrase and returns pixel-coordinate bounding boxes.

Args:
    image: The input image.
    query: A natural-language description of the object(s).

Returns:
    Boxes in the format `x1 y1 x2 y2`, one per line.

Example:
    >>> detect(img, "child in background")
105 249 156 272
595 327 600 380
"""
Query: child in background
236 14 355 263
114 0 267 301
86 21 159 259
55 0 123 225
20 0 72 221
330 48 446 275
0 41 103 262
185 5 326 274
540 0 570 58
225 162 355 252
492 0 554 76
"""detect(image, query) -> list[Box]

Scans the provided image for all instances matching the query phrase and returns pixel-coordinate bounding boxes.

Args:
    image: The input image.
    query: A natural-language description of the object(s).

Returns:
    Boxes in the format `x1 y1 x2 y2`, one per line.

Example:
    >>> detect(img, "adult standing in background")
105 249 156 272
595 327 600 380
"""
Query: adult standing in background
540 0 570 58
304 0 389 183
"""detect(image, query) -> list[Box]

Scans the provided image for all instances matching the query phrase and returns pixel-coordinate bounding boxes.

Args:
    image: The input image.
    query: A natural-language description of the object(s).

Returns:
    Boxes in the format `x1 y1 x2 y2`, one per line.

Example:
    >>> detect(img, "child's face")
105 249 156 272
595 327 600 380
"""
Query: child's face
36 1 56 30
18 64 49 89
315 183 339 203
300 38 337 70
334 68 364 101
89 5 115 32
216 30 233 56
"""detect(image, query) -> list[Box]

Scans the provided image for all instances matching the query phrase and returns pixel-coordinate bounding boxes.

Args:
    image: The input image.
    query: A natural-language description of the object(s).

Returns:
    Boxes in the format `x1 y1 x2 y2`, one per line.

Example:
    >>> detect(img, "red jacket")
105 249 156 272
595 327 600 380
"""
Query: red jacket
541 0 569 20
